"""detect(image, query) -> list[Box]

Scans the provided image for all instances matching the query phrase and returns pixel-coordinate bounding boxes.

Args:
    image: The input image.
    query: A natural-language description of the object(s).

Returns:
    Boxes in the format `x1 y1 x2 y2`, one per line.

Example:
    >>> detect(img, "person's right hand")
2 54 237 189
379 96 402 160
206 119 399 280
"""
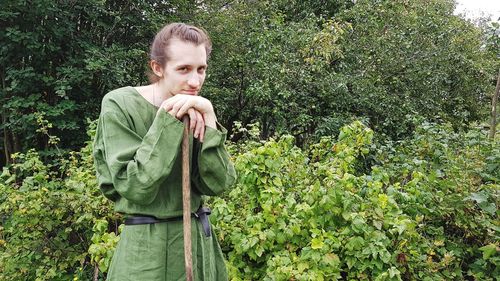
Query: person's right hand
161 98 207 142
160 94 217 133
161 94 214 118
185 108 205 142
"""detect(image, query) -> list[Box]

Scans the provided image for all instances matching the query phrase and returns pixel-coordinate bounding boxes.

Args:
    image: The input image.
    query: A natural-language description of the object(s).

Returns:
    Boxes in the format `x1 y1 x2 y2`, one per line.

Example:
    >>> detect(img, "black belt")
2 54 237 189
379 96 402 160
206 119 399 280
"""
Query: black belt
124 207 212 237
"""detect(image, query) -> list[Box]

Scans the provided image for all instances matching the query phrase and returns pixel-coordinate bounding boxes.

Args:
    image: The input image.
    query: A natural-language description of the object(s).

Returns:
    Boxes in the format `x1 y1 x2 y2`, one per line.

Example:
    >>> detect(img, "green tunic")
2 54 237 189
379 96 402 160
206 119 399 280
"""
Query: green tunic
93 86 236 281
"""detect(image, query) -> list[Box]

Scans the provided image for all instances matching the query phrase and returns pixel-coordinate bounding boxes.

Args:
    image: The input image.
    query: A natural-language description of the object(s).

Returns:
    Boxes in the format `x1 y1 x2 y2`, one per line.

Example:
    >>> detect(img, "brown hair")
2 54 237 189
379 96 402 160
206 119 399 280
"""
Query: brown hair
148 23 212 83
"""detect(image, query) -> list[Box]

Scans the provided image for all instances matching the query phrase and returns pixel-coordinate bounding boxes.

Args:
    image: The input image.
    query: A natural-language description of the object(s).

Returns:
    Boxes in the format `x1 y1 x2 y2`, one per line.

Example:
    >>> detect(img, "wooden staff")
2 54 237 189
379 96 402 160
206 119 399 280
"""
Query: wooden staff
182 116 193 281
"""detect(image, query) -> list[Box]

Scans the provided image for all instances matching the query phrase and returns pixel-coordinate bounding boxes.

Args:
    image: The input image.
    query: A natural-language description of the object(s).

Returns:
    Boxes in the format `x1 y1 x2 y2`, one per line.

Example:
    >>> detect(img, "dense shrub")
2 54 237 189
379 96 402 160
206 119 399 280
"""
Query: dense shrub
210 121 498 280
0 121 498 280
0 122 118 280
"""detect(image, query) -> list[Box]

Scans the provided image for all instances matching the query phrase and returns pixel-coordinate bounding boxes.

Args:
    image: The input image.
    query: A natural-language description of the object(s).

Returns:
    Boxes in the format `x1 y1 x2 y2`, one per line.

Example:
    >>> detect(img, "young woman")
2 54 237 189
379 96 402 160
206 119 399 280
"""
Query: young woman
93 23 236 281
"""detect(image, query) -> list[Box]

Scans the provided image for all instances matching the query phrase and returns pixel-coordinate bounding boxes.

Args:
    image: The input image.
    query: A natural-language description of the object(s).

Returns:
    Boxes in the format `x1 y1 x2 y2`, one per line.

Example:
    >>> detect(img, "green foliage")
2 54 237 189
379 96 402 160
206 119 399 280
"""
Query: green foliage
371 121 499 279
337 0 494 138
1 0 497 165
88 220 121 273
0 121 498 280
199 0 354 142
482 21 499 61
0 0 195 161
196 0 496 141
0 123 117 280
210 121 499 280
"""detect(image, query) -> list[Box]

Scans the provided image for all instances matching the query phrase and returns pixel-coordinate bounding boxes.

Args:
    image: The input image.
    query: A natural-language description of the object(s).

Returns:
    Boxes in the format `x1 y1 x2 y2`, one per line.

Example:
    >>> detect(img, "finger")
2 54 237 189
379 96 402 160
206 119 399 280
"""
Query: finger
167 96 187 117
161 95 180 110
170 100 185 117
169 105 179 118
163 103 173 112
194 117 202 139
197 111 205 139
199 121 205 143
188 108 197 130
168 109 177 118
196 110 205 142
176 100 195 119
161 98 172 111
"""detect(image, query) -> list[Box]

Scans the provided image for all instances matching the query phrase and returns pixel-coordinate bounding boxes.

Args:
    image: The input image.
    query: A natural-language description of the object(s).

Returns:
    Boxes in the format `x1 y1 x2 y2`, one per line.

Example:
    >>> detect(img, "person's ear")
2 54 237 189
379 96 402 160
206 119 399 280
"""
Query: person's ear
150 60 164 78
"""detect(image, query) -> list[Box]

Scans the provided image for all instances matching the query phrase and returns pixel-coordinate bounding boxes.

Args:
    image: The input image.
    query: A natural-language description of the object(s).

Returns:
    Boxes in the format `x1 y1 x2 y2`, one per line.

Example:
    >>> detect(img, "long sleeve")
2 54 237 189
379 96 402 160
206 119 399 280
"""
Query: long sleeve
192 124 237 196
93 87 237 218
95 99 184 205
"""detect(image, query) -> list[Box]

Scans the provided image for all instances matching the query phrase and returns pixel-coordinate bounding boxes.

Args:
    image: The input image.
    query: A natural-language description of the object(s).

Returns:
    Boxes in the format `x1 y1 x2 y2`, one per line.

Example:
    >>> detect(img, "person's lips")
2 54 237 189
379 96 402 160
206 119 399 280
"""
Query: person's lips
182 90 198 95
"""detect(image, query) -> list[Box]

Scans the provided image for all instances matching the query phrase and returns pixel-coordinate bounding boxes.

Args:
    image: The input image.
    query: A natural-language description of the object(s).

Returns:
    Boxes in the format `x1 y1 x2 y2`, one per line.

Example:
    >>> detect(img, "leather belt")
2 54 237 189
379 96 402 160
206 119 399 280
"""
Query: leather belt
124 207 212 237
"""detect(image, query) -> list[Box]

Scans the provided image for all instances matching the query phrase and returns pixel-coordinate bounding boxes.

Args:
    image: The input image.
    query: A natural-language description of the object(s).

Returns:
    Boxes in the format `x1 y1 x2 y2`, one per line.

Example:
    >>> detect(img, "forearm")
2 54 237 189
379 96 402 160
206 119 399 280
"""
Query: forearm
192 124 236 195
103 110 184 204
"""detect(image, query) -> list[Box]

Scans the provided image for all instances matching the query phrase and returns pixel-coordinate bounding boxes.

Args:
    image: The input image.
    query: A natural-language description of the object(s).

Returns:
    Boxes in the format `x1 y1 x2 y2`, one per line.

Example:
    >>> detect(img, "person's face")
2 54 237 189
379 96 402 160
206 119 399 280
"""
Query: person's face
155 39 207 98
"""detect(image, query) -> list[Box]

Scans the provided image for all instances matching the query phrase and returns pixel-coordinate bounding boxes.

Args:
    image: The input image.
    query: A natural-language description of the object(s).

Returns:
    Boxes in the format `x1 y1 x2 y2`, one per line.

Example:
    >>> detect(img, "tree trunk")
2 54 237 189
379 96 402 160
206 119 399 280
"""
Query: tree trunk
1 69 10 166
12 131 21 154
2 112 12 166
489 69 500 140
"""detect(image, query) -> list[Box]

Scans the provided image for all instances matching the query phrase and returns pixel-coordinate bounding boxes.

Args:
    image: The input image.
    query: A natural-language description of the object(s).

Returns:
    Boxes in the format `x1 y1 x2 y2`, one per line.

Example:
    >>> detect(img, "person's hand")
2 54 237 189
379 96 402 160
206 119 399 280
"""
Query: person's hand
161 94 214 117
186 108 205 142
161 94 217 131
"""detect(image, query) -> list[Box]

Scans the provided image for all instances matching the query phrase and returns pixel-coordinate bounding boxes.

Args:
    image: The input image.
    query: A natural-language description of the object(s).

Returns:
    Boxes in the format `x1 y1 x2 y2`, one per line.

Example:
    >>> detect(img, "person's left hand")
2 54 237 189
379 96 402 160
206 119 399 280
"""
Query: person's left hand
165 106 205 142
161 94 217 132
162 94 214 117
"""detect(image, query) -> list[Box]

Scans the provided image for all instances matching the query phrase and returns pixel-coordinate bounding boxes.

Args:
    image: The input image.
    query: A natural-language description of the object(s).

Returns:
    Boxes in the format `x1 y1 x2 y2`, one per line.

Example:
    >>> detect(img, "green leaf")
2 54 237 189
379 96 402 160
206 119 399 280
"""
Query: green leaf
346 236 365 251
297 262 309 272
255 246 264 257
467 192 488 204
478 202 496 215
479 244 498 260
311 238 324 250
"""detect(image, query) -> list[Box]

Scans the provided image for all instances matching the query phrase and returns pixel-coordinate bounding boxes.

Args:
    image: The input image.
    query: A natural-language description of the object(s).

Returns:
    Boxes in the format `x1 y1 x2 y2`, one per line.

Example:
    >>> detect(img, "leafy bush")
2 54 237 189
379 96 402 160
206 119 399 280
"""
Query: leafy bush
210 121 499 280
0 121 497 280
0 122 118 280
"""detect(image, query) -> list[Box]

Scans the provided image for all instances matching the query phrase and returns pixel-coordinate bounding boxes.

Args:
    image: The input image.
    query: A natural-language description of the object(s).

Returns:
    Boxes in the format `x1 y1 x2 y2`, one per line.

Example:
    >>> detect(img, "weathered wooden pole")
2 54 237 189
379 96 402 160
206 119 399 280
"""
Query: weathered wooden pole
181 116 193 281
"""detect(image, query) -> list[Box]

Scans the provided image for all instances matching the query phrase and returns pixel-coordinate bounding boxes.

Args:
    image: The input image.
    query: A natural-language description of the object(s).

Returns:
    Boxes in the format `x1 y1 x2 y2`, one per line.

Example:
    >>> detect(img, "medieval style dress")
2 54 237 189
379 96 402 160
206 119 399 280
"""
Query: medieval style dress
93 86 236 281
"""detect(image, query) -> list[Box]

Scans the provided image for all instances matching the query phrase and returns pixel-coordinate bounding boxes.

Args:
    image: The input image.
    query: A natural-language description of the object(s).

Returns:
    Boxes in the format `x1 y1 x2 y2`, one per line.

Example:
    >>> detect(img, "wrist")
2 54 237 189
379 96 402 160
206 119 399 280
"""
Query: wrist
203 112 217 128
202 99 214 114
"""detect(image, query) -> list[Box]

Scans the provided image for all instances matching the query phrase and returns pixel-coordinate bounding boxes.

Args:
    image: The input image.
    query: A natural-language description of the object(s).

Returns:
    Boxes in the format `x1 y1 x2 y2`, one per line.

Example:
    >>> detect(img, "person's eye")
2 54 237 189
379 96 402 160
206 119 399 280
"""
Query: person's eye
178 67 189 73
198 67 206 74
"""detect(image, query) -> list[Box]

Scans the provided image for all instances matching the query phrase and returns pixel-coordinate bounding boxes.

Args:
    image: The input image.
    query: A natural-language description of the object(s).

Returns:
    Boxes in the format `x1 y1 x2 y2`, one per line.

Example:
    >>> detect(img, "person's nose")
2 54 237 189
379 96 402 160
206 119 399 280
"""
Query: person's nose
187 72 201 88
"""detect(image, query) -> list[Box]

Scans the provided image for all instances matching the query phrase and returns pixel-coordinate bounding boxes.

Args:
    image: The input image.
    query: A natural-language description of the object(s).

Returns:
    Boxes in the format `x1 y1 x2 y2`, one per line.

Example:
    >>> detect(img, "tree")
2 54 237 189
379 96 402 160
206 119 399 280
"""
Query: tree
1 0 496 165
490 70 500 139
337 0 493 138
197 0 353 143
0 0 198 167
194 0 495 142
483 21 500 139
